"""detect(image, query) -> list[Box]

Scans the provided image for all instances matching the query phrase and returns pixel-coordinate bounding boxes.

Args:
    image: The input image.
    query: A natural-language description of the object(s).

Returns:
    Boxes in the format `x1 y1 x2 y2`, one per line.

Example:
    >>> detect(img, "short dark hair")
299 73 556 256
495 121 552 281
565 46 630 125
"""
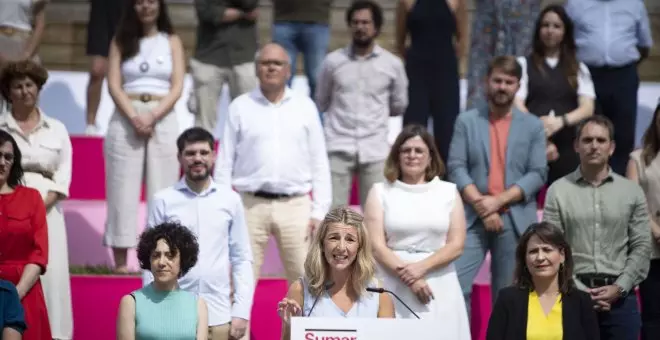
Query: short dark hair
487 55 523 80
176 127 215 154
0 60 48 102
384 124 445 182
345 0 384 32
513 222 575 295
0 130 24 188
575 115 615 141
137 221 199 277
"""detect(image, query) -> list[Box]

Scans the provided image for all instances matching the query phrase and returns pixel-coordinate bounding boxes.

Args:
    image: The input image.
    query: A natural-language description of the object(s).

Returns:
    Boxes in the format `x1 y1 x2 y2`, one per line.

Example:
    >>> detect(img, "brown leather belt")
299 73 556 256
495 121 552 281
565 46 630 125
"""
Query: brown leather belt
0 26 29 38
127 93 165 103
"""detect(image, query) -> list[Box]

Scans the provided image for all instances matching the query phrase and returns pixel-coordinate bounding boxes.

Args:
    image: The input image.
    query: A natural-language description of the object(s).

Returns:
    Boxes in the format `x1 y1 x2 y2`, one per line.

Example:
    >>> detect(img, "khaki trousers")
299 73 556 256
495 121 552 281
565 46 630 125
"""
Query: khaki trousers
188 58 257 133
241 193 312 284
103 100 180 248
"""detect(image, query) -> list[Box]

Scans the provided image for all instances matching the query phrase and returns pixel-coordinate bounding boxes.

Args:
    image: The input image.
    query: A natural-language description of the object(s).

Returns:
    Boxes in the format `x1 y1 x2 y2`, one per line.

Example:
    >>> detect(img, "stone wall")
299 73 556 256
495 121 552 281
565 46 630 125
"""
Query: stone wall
40 0 660 81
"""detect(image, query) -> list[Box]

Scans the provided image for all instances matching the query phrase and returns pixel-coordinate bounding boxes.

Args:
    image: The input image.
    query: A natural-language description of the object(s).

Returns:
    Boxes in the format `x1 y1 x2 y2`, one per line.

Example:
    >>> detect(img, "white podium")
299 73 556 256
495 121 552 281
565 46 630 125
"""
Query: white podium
290 317 437 340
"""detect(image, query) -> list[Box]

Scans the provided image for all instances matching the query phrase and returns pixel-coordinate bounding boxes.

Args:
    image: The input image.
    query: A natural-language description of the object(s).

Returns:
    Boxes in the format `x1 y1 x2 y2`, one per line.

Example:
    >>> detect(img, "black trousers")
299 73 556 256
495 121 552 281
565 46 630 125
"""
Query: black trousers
640 259 660 340
587 63 639 175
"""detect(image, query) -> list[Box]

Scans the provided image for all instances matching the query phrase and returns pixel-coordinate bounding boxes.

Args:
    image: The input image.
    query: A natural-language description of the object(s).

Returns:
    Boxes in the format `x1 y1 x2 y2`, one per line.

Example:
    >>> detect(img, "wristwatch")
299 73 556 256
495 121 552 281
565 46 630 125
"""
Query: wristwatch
615 284 628 298
561 115 570 128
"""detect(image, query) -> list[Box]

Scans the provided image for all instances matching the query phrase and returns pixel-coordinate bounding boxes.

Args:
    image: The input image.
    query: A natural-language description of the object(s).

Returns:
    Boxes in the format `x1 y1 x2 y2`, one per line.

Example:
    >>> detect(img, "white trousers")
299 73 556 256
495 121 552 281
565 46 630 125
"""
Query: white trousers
103 100 179 248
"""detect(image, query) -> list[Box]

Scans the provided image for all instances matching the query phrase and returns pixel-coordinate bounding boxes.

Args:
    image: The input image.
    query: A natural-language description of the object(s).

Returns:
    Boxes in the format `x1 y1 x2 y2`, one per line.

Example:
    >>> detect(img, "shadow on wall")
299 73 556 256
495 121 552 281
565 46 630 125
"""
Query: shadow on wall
40 80 86 132
636 103 658 148
64 209 114 267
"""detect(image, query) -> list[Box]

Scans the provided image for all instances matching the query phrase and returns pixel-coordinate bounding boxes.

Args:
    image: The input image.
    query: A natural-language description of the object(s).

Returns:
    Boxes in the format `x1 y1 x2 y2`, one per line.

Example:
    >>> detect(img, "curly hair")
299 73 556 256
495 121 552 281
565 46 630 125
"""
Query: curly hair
137 221 199 277
304 206 376 297
0 60 48 102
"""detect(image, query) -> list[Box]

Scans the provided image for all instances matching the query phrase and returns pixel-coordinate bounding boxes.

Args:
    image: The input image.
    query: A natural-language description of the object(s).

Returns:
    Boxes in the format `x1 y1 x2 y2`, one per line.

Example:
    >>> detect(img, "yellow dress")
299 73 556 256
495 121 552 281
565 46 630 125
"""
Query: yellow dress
526 291 563 340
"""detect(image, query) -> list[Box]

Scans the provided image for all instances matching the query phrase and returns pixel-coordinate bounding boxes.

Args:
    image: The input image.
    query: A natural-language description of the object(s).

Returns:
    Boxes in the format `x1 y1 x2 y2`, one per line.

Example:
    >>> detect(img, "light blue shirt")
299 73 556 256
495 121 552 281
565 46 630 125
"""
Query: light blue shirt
301 278 380 318
143 178 254 326
565 0 653 66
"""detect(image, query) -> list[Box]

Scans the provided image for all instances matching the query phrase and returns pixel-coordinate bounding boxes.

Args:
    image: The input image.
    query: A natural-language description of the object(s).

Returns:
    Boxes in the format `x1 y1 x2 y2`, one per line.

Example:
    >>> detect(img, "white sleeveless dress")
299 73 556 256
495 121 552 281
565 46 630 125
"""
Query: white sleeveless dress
373 177 470 339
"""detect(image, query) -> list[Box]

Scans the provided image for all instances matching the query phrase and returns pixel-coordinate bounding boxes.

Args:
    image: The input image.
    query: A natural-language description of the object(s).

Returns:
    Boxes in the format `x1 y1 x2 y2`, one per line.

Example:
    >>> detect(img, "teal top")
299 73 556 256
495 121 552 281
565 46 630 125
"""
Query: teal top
133 283 198 340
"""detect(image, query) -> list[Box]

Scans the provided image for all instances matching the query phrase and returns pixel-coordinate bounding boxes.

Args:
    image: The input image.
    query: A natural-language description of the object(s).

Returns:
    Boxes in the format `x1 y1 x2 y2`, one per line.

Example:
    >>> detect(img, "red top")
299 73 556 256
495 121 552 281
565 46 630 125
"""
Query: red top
0 186 48 273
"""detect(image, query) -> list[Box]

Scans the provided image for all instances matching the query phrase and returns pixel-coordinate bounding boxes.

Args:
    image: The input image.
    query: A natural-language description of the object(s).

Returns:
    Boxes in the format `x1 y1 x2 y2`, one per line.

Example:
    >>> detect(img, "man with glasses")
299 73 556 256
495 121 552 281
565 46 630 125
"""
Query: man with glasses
215 43 331 285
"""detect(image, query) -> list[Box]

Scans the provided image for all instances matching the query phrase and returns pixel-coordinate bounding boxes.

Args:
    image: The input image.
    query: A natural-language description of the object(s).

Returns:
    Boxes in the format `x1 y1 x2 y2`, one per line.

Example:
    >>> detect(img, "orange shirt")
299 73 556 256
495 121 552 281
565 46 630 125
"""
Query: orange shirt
487 114 512 196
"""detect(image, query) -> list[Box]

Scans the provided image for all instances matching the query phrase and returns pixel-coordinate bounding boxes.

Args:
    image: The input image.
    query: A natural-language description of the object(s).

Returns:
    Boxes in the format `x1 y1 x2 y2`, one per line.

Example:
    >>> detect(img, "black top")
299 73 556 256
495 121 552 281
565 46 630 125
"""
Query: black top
525 55 580 183
486 286 600 340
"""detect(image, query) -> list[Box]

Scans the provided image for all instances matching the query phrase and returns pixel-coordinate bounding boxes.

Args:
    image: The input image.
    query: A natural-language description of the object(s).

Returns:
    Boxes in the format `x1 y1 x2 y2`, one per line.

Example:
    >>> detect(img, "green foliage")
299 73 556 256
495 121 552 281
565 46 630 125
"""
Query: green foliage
69 265 141 276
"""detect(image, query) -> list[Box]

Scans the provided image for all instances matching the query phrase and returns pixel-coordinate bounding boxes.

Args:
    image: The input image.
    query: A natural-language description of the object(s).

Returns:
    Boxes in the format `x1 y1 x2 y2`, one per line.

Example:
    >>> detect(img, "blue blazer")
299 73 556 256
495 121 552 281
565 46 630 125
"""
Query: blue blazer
447 106 547 235
0 279 26 335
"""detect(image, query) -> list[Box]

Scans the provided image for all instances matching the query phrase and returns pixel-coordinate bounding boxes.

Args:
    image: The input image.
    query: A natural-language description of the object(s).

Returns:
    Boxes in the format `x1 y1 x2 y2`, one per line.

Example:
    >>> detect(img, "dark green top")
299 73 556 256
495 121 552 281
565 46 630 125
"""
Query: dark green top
193 0 259 67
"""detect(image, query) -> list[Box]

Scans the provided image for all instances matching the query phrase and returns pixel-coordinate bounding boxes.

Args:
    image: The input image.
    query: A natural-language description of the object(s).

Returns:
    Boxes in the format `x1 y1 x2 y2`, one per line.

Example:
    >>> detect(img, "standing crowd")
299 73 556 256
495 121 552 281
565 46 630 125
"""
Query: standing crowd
0 0 657 340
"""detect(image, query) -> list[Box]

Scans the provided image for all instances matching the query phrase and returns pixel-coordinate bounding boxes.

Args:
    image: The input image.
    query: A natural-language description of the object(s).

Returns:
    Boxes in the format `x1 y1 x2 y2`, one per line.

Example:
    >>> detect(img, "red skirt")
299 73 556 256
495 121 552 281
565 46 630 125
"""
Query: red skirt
0 264 52 340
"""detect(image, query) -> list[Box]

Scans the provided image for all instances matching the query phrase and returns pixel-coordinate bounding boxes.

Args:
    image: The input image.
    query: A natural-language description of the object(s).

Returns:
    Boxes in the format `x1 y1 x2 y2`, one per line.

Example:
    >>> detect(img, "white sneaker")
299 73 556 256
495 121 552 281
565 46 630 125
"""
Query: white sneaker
84 124 98 136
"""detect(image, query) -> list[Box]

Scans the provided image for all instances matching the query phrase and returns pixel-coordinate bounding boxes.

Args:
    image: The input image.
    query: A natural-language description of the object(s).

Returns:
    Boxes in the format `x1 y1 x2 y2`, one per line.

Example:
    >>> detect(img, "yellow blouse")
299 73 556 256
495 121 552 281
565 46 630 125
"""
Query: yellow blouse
526 291 563 340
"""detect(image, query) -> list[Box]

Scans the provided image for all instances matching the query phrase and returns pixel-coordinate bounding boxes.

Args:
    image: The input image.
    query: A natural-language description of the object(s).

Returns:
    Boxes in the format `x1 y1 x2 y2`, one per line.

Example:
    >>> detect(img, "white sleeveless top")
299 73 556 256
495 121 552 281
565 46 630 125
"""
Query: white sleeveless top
121 32 173 95
301 277 380 318
0 0 37 31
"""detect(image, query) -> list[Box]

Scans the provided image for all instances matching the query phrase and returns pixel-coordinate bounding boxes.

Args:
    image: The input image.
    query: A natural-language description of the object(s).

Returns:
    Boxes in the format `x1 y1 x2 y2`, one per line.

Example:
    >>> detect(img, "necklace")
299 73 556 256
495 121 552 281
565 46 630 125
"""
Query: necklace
138 34 160 73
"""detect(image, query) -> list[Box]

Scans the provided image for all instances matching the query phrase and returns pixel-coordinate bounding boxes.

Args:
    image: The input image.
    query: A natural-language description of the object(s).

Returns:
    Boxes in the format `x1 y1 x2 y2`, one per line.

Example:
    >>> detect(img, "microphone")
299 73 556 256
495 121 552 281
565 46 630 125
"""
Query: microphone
306 280 334 317
366 287 421 319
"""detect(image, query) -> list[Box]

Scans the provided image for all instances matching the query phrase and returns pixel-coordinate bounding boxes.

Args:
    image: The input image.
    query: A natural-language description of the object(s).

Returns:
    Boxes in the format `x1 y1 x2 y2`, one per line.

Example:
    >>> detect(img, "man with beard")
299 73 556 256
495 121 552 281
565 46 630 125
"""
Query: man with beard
543 115 651 340
144 127 254 340
447 56 547 318
315 0 407 209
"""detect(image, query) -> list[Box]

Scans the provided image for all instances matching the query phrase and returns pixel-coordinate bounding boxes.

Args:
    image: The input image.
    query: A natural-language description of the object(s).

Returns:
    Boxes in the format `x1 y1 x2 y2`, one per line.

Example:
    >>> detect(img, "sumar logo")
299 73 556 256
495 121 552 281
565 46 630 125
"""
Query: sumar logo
304 328 358 340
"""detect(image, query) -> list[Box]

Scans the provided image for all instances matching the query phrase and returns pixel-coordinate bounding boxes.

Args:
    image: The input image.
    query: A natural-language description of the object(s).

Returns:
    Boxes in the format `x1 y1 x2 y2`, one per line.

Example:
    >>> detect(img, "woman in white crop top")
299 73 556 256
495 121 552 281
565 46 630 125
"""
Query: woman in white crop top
104 0 185 273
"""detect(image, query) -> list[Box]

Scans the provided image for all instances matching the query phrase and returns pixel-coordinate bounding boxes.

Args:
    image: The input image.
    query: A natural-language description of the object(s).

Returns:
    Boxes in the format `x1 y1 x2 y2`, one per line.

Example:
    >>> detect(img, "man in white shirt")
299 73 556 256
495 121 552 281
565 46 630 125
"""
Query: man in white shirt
215 43 332 284
145 127 254 340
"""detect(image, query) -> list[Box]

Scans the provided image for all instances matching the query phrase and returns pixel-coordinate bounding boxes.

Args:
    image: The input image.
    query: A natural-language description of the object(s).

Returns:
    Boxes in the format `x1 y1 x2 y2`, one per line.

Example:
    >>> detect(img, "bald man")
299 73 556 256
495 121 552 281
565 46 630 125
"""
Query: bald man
214 43 332 284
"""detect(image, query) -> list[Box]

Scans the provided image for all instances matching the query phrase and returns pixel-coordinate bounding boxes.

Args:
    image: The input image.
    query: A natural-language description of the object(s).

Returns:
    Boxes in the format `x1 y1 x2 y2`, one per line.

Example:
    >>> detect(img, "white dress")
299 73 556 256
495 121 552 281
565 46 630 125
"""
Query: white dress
373 177 470 339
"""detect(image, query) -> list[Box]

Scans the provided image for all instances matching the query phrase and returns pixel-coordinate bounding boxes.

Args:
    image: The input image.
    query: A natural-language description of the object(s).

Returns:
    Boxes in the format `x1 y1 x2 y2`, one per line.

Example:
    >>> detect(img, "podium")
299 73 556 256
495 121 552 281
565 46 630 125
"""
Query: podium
290 317 437 339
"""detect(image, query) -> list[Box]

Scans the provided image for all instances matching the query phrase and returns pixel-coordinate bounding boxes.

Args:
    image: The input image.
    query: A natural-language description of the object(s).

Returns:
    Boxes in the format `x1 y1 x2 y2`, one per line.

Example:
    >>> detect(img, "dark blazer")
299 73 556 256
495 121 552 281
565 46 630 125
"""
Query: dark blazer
0 279 26 334
486 286 599 340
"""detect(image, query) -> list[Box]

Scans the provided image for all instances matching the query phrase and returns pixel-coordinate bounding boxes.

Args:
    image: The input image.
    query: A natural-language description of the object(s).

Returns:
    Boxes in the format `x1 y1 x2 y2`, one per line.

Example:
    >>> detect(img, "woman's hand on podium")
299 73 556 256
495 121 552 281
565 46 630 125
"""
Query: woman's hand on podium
277 298 302 323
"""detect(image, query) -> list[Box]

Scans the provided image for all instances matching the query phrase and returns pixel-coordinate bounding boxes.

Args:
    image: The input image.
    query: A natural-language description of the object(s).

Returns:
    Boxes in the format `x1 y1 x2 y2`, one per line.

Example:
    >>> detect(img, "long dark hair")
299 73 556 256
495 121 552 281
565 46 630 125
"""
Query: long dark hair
530 5 580 89
115 0 174 61
641 102 660 166
513 222 575 295
0 130 24 188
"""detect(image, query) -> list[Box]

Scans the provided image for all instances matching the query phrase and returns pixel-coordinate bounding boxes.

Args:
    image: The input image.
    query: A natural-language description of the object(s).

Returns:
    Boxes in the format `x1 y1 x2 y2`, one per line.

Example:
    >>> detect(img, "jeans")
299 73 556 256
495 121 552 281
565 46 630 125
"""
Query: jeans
640 259 660 340
597 293 641 340
272 22 330 100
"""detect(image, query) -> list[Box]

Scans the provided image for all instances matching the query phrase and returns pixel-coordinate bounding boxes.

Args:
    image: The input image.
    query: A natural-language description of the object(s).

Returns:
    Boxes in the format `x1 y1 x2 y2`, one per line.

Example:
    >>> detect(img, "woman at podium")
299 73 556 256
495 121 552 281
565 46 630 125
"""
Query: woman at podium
277 207 395 340
486 222 599 340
